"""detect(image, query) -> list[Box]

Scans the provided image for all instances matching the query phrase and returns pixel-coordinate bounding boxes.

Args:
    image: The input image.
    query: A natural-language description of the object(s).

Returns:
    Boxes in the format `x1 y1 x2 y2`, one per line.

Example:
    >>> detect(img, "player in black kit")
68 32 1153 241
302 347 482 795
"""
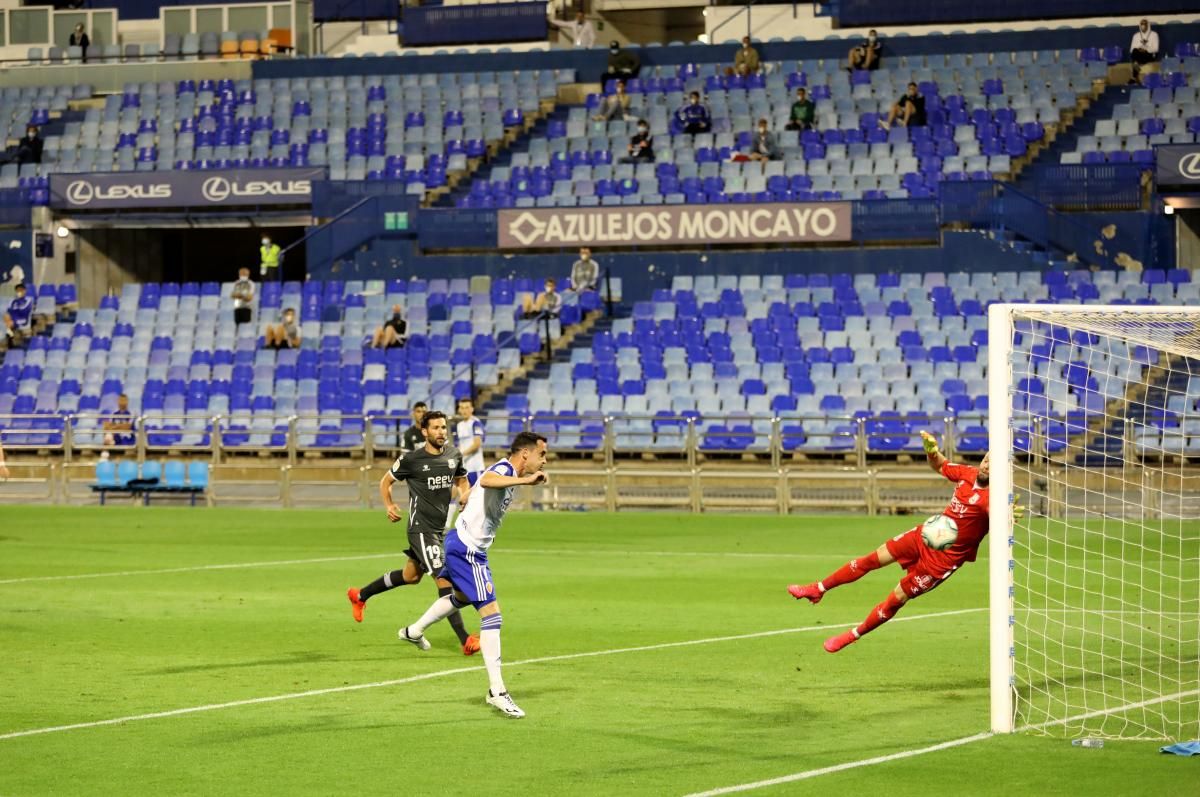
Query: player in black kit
347 410 480 655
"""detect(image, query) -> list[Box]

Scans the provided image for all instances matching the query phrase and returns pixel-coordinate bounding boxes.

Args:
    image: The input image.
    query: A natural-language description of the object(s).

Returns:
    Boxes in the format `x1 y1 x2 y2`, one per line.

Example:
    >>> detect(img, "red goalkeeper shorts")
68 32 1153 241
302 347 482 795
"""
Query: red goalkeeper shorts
885 527 960 598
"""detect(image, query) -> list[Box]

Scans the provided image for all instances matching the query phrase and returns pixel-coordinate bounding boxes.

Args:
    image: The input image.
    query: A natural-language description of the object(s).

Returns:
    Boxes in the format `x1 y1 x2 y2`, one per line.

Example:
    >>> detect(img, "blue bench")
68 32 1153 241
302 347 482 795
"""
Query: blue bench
91 459 209 506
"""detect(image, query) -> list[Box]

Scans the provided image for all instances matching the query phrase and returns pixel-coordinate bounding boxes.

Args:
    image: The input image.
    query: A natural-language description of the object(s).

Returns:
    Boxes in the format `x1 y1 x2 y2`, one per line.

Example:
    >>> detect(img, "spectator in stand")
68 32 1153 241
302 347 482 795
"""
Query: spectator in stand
103 393 135 447
785 87 816 131
231 266 255 326
522 278 563 319
570 248 600 292
601 40 640 85
619 119 654 164
548 9 596 49
730 36 760 76
259 234 281 280
264 307 300 350
881 82 926 130
676 92 712 134
848 29 881 71
69 23 90 63
593 79 632 122
0 126 44 166
4 283 33 344
1130 19 1160 83
746 118 782 162
371 304 408 349
402 401 427 454
0 439 7 481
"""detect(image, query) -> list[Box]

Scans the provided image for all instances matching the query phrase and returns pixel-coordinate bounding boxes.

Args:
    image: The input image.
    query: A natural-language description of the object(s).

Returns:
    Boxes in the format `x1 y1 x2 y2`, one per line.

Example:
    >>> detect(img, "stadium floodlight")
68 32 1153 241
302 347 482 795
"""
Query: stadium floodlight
989 304 1200 741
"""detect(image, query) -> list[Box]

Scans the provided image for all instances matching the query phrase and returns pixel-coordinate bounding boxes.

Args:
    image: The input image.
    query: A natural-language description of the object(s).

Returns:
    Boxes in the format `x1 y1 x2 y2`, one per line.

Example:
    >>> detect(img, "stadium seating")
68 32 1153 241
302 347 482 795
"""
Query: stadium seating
453 48 1097 208
0 277 603 453
39 70 570 189
514 268 1191 456
1058 57 1200 164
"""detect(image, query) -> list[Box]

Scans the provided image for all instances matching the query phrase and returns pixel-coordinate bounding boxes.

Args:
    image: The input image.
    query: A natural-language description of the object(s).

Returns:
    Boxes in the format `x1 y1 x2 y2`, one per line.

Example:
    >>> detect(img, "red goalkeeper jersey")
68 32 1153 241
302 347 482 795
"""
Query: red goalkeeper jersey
933 461 991 566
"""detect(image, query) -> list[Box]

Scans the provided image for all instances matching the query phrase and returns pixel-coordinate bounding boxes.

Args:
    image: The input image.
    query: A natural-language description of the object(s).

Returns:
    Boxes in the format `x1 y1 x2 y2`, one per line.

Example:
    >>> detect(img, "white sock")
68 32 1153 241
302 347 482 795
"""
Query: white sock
409 596 457 636
480 613 505 694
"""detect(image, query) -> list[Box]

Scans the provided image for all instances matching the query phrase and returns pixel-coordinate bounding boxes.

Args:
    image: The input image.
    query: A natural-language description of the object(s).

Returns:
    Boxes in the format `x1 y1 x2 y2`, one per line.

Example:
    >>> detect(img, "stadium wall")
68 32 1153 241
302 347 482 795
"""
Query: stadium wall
308 232 1047 294
832 0 1200 29
253 22 1200 81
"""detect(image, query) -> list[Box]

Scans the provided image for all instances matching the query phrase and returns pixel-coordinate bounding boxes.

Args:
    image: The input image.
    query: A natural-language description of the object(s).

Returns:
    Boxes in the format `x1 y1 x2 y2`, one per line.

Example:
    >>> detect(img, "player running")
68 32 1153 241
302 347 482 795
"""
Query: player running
346 410 481 656
788 431 1021 653
398 431 549 719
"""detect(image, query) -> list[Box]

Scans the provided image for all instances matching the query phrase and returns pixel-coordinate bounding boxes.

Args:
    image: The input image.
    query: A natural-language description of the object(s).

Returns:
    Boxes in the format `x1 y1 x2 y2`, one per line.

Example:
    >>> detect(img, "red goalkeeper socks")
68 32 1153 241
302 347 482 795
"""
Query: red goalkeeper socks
818 551 882 592
854 591 907 638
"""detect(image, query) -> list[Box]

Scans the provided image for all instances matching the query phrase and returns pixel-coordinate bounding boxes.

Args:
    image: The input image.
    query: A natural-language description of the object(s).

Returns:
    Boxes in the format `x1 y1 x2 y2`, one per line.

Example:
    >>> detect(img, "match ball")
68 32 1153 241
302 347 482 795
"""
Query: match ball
921 515 959 551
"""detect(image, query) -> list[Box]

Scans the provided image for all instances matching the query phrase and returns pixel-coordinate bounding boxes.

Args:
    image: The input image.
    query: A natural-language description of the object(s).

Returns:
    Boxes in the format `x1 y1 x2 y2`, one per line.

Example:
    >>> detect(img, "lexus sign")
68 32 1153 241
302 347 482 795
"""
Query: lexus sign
50 168 326 209
1155 145 1200 189
496 203 852 248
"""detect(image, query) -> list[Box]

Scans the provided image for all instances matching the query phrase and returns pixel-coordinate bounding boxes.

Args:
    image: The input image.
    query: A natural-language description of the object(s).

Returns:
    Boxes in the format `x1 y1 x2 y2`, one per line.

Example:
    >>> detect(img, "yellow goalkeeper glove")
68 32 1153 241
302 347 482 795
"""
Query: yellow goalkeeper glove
1013 496 1026 522
920 430 939 454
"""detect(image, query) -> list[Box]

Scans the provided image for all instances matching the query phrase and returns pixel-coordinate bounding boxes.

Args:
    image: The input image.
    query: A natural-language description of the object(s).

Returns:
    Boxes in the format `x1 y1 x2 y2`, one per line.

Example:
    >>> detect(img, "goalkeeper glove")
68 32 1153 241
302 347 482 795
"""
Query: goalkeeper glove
920 430 939 454
1012 496 1026 522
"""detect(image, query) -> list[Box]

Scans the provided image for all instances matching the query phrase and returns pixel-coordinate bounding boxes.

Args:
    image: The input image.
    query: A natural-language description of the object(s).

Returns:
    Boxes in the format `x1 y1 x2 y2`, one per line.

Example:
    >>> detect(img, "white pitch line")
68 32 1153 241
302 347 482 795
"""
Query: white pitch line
0 552 411 585
0 608 984 742
680 732 996 797
684 682 1200 796
0 547 827 585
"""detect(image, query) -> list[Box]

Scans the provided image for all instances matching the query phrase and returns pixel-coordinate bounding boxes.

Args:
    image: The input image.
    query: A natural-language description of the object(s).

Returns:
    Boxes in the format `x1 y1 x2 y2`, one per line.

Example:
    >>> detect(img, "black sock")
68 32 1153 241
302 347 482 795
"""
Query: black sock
359 570 408 602
439 586 472 644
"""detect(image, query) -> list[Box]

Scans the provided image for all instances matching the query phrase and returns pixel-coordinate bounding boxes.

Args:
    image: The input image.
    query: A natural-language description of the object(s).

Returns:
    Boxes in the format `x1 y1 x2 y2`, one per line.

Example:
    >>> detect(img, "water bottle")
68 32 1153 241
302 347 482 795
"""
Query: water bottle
1072 738 1104 749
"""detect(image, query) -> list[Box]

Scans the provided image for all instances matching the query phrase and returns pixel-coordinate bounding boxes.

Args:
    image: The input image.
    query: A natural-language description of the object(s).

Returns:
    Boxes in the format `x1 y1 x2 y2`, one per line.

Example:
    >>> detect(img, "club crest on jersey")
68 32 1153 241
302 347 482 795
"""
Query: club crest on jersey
447 459 456 468
969 494 980 504
422 464 429 471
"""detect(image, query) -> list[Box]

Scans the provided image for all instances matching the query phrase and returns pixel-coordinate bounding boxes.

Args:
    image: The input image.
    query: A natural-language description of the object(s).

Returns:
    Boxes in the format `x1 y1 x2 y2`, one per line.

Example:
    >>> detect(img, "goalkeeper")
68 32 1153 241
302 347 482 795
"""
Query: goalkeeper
787 432 1022 653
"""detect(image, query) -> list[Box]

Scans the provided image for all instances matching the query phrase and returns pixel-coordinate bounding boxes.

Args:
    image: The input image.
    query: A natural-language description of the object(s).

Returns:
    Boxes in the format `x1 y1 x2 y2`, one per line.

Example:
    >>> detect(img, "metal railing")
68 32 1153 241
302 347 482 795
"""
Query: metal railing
0 411 987 464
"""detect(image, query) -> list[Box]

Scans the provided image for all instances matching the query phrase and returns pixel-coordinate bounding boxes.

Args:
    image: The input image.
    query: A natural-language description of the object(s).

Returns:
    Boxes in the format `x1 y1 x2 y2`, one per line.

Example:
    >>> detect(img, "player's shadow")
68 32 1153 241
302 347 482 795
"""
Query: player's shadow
144 650 337 675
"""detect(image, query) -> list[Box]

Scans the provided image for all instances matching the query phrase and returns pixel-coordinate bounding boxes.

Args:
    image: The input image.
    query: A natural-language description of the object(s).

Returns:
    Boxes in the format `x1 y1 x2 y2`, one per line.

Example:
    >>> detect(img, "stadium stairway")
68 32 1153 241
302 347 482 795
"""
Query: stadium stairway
421 102 559 208
1019 84 1128 171
433 104 575 208
479 309 614 416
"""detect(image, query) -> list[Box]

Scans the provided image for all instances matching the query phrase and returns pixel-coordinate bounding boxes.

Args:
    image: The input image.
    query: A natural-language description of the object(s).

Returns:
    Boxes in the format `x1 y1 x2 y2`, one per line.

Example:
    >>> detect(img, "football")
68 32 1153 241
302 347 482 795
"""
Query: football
921 514 960 550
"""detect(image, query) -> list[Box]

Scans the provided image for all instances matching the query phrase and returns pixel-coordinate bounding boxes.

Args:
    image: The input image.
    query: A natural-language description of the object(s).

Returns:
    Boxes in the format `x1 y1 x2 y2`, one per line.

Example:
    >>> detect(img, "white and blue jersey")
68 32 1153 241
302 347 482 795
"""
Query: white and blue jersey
440 458 518 608
455 416 485 481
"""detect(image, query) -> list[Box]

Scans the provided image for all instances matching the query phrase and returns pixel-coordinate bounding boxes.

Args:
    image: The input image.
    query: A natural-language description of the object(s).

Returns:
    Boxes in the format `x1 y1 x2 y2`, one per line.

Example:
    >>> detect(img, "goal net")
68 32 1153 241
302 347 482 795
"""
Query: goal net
988 304 1200 741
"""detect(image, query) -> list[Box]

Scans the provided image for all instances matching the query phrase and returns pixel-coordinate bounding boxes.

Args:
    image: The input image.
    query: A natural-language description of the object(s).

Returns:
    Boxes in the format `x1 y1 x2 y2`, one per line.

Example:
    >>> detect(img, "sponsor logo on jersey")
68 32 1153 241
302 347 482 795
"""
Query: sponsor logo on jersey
427 474 455 491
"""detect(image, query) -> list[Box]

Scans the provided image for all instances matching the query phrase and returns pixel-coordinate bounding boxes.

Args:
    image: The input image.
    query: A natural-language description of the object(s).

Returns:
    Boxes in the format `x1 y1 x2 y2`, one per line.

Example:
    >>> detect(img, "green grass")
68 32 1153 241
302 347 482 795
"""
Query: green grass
0 508 1194 796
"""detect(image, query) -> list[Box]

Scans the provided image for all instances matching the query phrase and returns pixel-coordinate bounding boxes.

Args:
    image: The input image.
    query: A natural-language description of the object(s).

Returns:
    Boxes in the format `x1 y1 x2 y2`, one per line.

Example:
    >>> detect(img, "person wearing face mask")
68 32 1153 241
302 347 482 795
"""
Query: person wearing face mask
69 23 90 63
848 29 881 71
593 79 632 122
786 87 816 132
20 126 42 164
746 118 781 162
730 36 760 77
619 120 654 164
371 304 408 349
600 40 640 86
675 92 711 135
259 234 282 280
1130 19 1160 84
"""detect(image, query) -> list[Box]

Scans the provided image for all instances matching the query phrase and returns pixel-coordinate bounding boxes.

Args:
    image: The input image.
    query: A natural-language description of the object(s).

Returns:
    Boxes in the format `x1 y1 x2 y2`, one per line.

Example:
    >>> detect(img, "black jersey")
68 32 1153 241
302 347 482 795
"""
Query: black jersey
389 445 468 533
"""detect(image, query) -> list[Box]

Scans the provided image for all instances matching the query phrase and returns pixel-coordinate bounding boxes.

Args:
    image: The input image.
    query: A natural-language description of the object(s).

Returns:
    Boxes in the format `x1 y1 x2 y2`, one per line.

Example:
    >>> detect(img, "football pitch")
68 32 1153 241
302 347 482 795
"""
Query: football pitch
0 507 1193 796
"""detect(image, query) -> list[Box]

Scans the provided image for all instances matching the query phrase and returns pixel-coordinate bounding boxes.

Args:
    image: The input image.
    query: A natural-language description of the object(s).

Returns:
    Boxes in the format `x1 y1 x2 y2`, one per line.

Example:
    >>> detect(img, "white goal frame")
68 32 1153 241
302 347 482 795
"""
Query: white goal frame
987 302 1200 735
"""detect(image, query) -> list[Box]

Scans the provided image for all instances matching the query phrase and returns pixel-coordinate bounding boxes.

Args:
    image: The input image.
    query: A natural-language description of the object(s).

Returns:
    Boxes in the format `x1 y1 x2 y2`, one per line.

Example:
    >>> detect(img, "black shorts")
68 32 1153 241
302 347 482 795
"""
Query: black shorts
234 307 251 324
405 529 447 574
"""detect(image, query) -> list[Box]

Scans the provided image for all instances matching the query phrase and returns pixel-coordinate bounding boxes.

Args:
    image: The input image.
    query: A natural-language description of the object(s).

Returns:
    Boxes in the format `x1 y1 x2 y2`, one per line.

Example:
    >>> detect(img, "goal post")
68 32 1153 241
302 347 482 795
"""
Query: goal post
988 303 1200 741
